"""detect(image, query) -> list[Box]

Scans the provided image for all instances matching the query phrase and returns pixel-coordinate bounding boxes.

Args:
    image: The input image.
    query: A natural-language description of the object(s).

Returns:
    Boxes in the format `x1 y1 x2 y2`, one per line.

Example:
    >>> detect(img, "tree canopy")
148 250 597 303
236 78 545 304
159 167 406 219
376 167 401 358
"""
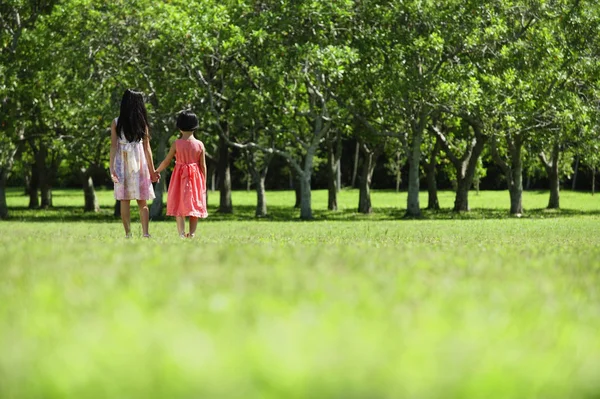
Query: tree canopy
1 0 599 219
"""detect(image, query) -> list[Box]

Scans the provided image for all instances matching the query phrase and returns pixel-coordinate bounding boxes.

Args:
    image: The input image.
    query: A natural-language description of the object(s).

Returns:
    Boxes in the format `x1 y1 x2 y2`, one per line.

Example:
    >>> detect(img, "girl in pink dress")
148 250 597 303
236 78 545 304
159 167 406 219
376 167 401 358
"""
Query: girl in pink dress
155 111 208 238
109 89 158 238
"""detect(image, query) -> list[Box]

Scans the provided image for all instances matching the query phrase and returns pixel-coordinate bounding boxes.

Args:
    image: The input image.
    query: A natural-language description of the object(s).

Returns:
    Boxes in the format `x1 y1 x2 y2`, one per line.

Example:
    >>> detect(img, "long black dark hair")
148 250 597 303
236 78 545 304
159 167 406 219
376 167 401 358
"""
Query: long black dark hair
116 89 149 142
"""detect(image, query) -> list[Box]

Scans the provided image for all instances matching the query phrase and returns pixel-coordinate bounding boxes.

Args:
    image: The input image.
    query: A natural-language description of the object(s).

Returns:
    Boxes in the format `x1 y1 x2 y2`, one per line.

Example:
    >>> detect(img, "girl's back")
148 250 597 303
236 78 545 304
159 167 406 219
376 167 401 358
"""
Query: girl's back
112 117 155 201
175 138 203 164
166 138 207 218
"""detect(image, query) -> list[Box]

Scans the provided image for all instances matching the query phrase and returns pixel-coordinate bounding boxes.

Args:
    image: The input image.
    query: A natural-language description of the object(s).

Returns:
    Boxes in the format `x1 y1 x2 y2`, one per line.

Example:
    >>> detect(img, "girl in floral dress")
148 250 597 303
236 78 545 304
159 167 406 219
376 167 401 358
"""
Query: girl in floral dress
155 110 208 238
109 89 157 238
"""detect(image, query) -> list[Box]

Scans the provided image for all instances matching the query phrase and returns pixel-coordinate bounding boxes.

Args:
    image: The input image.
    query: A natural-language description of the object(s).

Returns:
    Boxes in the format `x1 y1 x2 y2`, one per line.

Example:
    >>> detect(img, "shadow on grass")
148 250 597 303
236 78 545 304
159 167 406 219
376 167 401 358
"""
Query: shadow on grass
5 204 600 223
5 206 117 223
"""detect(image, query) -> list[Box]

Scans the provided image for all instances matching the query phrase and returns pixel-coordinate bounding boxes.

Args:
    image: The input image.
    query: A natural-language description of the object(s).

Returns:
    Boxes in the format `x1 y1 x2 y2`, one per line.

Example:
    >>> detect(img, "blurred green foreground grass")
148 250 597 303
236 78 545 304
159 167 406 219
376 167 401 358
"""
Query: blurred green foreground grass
1 188 600 398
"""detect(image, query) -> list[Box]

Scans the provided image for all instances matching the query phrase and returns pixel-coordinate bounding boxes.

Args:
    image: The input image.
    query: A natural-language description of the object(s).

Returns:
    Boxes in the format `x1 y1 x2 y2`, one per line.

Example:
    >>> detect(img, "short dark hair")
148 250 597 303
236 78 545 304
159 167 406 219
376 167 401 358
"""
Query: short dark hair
176 110 199 131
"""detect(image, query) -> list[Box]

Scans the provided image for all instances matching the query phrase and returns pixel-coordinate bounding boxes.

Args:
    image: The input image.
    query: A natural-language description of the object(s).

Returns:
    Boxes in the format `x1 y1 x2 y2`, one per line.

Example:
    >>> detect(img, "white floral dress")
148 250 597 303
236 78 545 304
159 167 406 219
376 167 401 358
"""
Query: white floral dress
113 117 155 201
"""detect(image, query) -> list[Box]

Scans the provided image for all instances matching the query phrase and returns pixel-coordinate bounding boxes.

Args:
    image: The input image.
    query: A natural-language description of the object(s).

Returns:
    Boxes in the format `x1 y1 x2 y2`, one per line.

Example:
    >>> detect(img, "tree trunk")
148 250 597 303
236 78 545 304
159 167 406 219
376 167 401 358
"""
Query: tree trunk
217 123 232 213
336 132 342 193
327 140 338 211
210 169 216 192
205 158 216 192
546 146 560 209
547 168 559 209
39 157 53 209
151 176 166 220
539 144 560 209
351 141 359 188
432 120 487 212
491 137 524 215
426 176 439 209
405 127 422 218
150 136 167 220
454 179 470 212
255 174 267 217
358 148 377 214
23 173 30 196
294 172 301 209
395 151 402 192
425 139 441 210
83 176 99 212
36 145 56 209
572 154 579 190
336 158 341 193
0 171 9 220
326 131 343 210
28 163 39 209
250 150 270 218
299 173 312 220
0 136 21 220
82 170 99 212
40 181 52 208
299 148 315 220
593 167 596 196
508 159 523 215
453 138 487 212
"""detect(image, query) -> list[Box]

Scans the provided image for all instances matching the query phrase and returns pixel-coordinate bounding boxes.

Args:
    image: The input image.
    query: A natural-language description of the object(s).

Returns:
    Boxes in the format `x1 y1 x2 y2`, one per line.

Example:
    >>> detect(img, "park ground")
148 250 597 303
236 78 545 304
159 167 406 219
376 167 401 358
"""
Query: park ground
1 188 600 398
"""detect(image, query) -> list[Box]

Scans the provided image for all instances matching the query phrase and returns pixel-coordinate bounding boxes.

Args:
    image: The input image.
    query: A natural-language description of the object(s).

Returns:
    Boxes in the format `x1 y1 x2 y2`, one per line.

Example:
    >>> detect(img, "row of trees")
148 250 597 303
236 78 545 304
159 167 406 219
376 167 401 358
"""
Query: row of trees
1 0 599 220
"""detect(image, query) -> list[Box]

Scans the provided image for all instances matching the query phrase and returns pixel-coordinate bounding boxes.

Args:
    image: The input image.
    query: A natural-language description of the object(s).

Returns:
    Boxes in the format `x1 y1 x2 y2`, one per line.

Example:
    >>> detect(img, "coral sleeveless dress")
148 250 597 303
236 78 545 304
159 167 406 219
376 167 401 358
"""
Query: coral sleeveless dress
113 117 155 201
166 139 208 218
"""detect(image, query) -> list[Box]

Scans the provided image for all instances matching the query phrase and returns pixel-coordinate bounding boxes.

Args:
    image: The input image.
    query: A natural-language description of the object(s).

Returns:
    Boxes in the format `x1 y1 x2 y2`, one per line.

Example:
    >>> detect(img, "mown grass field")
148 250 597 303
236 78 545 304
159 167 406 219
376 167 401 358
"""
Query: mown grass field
1 188 600 398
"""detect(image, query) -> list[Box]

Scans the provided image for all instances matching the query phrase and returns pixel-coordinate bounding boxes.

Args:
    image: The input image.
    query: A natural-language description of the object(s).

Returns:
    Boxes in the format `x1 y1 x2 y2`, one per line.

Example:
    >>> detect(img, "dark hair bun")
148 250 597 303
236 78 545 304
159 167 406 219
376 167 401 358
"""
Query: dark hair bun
177 110 199 131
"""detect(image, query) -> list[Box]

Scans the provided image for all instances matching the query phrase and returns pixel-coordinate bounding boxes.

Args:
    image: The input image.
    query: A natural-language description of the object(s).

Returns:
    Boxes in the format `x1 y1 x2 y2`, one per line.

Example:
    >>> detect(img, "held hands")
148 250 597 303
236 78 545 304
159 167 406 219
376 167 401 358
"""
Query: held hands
112 167 159 183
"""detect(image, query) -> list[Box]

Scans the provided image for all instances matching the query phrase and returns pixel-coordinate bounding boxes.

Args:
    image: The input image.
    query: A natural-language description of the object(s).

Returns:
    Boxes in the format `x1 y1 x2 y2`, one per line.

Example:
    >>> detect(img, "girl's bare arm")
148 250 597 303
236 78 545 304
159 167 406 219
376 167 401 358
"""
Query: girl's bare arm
156 142 176 174
199 146 207 178
109 120 119 183
199 143 207 188
142 128 156 176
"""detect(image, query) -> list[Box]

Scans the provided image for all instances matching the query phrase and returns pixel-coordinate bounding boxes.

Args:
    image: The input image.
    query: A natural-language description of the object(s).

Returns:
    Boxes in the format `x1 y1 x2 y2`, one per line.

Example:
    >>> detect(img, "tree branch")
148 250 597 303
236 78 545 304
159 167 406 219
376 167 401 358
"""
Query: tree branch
429 124 460 167
491 139 510 176
538 151 551 170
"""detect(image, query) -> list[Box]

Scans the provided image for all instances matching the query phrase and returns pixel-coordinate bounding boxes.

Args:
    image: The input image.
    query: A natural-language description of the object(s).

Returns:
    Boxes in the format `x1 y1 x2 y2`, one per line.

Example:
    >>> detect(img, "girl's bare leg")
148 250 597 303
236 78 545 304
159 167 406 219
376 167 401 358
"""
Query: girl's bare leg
137 200 149 236
188 216 198 237
120 200 132 237
176 216 186 237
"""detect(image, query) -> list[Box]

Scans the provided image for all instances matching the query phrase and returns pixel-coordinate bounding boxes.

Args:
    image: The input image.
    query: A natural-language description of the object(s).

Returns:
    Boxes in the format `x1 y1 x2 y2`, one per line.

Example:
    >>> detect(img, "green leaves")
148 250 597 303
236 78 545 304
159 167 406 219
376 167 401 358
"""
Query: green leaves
0 0 599 217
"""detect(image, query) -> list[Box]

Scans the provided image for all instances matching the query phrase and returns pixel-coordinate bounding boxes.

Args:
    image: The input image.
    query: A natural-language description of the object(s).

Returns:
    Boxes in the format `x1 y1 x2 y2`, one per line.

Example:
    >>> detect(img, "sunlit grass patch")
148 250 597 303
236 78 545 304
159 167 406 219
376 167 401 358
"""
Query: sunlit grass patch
1 188 600 398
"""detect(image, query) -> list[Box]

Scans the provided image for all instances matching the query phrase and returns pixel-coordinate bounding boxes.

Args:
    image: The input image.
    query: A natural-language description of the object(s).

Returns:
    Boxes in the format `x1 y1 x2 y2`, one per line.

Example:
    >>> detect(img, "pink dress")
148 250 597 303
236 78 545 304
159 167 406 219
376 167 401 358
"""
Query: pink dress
166 139 208 218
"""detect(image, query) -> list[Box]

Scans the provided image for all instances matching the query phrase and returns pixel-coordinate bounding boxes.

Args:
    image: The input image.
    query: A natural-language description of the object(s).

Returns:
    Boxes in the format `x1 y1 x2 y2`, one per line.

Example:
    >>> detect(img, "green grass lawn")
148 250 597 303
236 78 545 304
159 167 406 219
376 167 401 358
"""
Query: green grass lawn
1 188 600 398
5 187 600 222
